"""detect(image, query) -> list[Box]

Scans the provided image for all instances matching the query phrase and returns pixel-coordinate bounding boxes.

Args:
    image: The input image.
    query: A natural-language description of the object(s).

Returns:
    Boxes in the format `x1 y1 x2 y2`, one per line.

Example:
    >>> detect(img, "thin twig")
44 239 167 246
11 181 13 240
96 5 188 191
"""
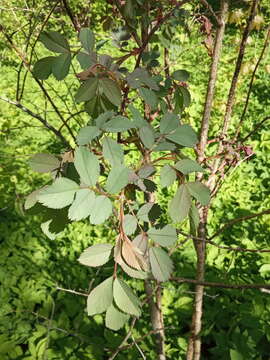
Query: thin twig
56 286 88 297
199 0 220 26
62 0 80 32
171 277 270 290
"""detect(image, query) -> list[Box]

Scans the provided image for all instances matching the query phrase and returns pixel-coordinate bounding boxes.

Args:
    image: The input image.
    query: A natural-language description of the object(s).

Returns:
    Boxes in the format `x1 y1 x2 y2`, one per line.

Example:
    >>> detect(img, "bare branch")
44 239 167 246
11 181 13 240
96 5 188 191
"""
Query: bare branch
56 286 88 297
0 96 70 147
62 0 80 32
171 277 270 290
199 0 220 26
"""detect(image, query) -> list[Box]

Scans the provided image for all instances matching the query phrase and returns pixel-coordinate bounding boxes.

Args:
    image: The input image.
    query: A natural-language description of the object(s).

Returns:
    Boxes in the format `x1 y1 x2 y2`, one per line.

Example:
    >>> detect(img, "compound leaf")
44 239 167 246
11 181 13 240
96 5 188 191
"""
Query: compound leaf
39 31 70 53
113 278 141 317
105 304 130 331
79 28 95 52
89 195 112 225
74 146 100 186
33 56 55 80
106 165 129 194
51 53 71 80
68 189 96 221
100 78 122 107
149 247 173 282
78 243 113 267
148 225 177 247
87 277 113 315
75 78 99 103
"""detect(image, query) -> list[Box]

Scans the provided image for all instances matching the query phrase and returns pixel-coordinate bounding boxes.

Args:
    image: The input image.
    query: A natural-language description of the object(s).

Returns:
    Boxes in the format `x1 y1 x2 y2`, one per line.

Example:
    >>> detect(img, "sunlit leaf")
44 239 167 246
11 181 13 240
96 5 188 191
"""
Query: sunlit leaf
160 112 179 134
76 126 101 145
74 146 100 186
106 165 129 193
68 189 95 221
187 182 211 205
148 225 177 247
89 196 112 225
113 278 141 316
149 247 173 282
38 178 79 209
78 243 113 267
29 153 60 173
174 159 204 174
165 124 198 148
105 304 130 331
102 136 124 166
169 184 191 223
87 277 113 315
123 214 137 235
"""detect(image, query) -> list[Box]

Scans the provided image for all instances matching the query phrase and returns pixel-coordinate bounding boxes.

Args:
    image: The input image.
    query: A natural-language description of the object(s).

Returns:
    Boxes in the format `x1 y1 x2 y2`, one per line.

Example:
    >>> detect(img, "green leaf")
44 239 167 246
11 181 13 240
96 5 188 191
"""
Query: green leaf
154 141 176 151
38 178 79 209
95 111 115 128
149 247 173 282
169 184 191 223
102 137 124 166
123 214 137 235
189 203 199 235
160 112 179 134
33 56 55 80
139 87 157 109
165 124 198 148
87 277 113 315
128 105 148 128
174 159 204 174
179 86 191 108
148 225 177 247
74 146 100 186
78 243 113 267
160 165 177 188
138 165 155 179
119 261 148 279
25 189 40 210
75 78 99 103
186 182 211 206
171 70 190 81
79 28 95 52
51 53 71 80
103 115 135 132
230 349 244 360
77 51 97 69
68 189 96 221
106 165 129 194
39 31 70 53
100 78 122 107
139 125 155 149
89 196 112 225
105 304 130 331
113 278 141 317
77 126 101 145
29 153 60 173
41 220 58 240
137 203 153 222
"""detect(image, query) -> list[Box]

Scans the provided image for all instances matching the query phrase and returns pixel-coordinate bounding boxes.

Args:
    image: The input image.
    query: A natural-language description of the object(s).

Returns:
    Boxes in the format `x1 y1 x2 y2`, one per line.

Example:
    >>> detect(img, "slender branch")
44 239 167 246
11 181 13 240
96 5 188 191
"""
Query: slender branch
241 116 270 143
62 0 80 32
56 286 88 297
199 0 220 26
171 277 270 290
209 208 270 240
197 0 228 165
0 97 70 147
235 26 270 139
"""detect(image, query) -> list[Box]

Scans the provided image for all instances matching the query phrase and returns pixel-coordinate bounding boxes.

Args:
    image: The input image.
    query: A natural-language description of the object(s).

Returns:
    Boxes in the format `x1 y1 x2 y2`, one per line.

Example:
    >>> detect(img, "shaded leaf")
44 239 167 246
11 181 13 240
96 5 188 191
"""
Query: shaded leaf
38 178 79 209
77 51 97 69
154 141 176 151
78 243 113 267
74 146 100 186
128 105 148 128
133 233 148 255
187 182 211 206
119 261 148 279
95 110 115 128
148 225 177 247
79 28 95 52
174 159 204 174
89 196 112 225
76 126 101 145
68 189 95 221
149 247 173 282
39 31 70 53
29 153 60 173
102 136 124 166
139 125 155 149
160 165 177 188
165 124 198 148
123 214 137 235
138 165 155 179
160 112 179 134
41 220 58 240
75 78 99 103
52 53 71 80
33 56 55 80
100 78 122 107
169 184 191 223
113 278 141 317
139 87 157 109
171 69 190 81
106 165 129 193
87 277 113 315
105 304 130 331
